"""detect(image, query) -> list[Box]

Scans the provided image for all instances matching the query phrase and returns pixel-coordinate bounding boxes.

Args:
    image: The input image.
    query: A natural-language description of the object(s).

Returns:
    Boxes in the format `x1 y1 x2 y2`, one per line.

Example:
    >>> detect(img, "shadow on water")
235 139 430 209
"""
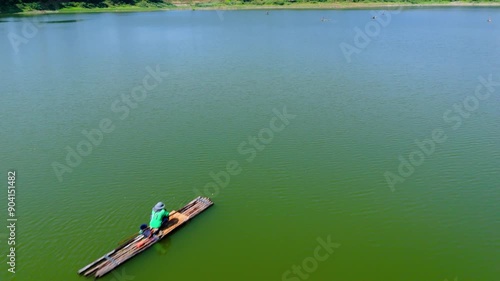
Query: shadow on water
0 19 84 24
154 236 172 255
41 19 84 24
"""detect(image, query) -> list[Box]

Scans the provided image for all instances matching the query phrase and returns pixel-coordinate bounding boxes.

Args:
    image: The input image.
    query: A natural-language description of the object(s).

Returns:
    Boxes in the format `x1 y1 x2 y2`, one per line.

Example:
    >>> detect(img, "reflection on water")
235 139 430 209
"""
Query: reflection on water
0 17 84 23
154 236 172 255
41 19 83 24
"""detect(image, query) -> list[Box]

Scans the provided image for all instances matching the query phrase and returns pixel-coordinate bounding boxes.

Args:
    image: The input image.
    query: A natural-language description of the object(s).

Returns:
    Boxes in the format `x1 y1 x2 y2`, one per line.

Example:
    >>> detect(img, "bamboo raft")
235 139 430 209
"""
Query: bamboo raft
78 196 213 279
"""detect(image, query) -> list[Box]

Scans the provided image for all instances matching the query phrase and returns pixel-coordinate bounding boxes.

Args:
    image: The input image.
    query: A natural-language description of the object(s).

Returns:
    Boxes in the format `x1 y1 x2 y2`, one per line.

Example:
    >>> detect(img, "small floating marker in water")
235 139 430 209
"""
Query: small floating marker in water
487 17 492 23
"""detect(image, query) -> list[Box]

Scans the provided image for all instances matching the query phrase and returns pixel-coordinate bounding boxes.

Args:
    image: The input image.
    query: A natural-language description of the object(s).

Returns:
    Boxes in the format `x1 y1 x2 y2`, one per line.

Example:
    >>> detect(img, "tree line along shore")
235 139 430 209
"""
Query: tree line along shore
1 0 499 14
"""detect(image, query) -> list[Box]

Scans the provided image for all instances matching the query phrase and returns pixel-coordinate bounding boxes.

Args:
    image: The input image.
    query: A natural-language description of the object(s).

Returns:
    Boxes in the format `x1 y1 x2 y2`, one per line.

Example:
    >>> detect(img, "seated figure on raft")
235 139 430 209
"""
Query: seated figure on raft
150 202 170 234
139 224 153 238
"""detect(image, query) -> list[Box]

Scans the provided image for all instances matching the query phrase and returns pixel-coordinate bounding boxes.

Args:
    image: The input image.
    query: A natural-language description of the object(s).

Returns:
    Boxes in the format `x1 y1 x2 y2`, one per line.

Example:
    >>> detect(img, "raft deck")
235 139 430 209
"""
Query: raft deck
78 196 213 279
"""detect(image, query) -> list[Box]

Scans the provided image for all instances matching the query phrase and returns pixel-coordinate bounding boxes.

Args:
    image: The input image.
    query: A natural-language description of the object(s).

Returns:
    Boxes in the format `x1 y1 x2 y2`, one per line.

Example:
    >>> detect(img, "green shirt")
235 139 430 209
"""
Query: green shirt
149 209 169 228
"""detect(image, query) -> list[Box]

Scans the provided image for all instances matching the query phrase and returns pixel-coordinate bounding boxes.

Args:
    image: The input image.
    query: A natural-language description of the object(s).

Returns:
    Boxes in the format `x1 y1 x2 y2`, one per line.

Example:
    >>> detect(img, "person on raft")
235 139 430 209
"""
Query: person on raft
139 224 153 238
150 202 170 233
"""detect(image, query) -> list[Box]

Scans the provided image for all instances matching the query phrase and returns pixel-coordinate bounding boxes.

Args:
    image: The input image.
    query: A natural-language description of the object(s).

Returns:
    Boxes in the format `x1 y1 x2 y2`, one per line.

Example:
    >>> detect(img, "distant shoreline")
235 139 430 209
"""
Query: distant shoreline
3 2 500 16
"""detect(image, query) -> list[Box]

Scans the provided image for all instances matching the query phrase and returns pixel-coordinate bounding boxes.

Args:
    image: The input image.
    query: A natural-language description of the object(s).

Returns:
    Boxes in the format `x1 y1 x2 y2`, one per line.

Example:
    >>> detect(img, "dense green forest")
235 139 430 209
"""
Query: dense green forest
1 0 498 13
0 0 166 13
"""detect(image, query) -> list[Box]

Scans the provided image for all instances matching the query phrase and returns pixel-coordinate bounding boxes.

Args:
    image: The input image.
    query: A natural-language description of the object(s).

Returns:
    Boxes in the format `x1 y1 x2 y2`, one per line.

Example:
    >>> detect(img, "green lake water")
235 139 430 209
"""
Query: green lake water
0 8 499 281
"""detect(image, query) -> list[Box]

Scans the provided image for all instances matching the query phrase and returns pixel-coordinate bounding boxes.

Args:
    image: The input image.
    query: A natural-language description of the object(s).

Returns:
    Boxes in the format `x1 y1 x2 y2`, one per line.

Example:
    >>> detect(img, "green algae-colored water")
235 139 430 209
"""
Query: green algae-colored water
0 8 499 281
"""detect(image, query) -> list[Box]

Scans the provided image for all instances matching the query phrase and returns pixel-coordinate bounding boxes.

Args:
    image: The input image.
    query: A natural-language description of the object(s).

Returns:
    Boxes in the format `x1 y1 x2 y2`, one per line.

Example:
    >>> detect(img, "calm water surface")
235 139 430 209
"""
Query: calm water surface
0 8 499 281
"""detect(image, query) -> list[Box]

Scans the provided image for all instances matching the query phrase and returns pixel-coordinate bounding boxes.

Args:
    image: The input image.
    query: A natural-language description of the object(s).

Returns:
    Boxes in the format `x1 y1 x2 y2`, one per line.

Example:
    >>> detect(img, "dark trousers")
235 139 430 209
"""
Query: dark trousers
161 216 169 226
153 216 169 235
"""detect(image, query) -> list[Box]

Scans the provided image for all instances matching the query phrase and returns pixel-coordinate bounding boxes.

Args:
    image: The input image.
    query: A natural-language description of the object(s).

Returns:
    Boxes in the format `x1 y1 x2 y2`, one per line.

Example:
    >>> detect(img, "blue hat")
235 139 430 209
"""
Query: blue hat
140 224 148 230
153 202 165 212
